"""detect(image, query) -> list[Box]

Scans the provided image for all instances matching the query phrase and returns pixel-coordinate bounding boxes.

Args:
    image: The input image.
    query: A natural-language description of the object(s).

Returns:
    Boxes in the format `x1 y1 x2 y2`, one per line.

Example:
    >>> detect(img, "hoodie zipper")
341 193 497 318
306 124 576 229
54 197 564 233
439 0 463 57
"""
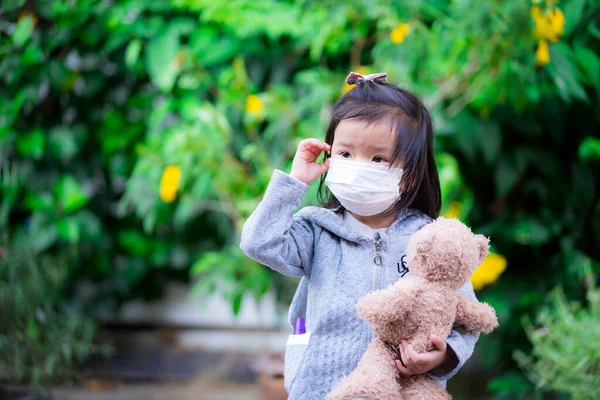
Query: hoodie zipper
371 233 383 291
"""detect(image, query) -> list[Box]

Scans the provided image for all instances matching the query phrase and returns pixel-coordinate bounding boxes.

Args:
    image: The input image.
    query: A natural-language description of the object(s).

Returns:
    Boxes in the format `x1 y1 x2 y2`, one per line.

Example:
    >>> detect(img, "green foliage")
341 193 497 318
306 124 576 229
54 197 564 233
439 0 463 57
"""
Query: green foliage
515 265 600 399
0 233 98 386
1 0 599 395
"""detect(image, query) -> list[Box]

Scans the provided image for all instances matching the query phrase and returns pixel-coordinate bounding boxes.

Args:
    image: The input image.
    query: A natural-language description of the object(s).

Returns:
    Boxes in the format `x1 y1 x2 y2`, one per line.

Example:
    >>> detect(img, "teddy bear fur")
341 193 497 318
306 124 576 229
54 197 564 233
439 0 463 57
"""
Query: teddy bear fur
326 217 499 400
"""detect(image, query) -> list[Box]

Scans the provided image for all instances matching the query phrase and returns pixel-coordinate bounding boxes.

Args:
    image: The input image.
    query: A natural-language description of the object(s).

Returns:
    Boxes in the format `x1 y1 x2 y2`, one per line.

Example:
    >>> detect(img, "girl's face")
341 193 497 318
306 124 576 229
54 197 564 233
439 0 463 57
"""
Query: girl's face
330 119 396 166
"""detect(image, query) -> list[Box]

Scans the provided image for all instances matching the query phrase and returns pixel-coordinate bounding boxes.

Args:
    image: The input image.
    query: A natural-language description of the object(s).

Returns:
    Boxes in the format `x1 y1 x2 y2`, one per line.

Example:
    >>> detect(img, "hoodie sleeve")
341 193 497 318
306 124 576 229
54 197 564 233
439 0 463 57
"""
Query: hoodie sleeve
239 170 315 278
427 281 480 381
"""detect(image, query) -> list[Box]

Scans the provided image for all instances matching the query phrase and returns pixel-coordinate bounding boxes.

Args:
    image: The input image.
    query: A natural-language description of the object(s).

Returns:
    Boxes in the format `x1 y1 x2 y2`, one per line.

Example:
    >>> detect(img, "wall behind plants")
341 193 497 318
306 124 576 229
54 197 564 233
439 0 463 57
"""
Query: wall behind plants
1 0 599 396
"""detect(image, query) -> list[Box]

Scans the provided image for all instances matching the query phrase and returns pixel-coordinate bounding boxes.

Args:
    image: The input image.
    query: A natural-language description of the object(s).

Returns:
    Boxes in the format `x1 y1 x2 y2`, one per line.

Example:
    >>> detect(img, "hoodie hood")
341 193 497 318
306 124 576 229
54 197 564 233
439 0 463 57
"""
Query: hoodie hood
295 205 429 244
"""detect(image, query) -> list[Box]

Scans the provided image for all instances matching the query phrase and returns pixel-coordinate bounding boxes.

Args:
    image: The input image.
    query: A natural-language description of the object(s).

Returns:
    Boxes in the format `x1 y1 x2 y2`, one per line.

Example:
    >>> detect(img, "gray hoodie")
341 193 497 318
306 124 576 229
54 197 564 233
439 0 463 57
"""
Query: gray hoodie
240 170 479 399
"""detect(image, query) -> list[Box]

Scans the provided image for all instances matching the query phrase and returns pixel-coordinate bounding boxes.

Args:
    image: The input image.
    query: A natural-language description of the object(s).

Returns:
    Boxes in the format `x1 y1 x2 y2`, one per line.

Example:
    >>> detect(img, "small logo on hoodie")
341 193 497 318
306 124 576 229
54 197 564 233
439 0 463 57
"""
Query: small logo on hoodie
397 255 409 277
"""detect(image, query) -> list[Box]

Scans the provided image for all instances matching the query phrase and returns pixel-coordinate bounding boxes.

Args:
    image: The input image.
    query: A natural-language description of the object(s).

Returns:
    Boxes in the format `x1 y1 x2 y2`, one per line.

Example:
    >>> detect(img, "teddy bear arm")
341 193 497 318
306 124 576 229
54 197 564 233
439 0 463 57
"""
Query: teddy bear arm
356 284 416 324
455 295 499 334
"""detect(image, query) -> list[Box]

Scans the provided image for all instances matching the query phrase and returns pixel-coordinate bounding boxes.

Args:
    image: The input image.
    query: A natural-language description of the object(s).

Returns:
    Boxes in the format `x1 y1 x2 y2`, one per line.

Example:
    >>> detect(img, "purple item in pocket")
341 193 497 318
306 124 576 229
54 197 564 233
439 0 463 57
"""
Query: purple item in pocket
294 318 306 335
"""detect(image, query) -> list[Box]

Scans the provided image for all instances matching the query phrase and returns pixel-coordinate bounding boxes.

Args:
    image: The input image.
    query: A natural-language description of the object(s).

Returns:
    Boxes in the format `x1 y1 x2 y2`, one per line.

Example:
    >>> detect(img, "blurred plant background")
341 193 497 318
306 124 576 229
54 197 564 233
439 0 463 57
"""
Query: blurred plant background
1 0 599 398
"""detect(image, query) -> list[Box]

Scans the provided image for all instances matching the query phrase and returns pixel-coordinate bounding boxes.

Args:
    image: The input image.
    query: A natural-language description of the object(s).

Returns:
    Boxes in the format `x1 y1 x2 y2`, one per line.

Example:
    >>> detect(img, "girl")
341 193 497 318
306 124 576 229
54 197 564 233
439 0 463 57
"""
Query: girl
240 72 479 399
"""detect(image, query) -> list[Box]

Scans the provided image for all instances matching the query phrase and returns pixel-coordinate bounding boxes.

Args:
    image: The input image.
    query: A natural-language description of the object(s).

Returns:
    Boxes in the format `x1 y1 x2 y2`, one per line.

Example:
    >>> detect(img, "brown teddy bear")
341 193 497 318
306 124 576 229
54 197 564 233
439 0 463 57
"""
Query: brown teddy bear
326 217 499 400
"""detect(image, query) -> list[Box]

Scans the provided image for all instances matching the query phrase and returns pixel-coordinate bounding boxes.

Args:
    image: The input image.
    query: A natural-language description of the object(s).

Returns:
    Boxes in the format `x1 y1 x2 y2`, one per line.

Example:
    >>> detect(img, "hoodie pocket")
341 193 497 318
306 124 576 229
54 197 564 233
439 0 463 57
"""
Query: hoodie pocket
284 332 311 392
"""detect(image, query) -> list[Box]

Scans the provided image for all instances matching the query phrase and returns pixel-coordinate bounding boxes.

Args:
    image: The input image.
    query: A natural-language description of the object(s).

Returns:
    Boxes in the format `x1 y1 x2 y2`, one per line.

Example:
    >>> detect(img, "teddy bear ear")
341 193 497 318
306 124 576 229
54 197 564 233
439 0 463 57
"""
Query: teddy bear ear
477 235 490 264
415 233 434 254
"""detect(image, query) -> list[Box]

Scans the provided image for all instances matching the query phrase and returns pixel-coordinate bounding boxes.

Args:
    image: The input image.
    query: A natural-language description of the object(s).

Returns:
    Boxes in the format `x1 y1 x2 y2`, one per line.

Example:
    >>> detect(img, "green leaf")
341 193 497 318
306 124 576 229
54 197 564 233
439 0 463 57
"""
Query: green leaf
146 27 180 92
13 15 34 46
189 275 218 298
47 60 73 90
231 291 244 316
589 21 600 40
174 196 200 230
72 210 103 241
57 217 81 243
0 162 21 223
511 218 552 246
125 39 142 68
117 230 149 256
2 0 26 12
24 192 55 213
98 110 142 154
190 172 212 199
9 86 36 118
17 128 45 159
189 27 240 67
48 126 82 160
579 137 600 162
28 212 58 252
27 317 39 340
55 175 89 213
149 241 170 267
437 152 462 204
547 43 588 102
168 17 196 36
21 43 44 65
191 252 221 275
563 0 586 37
488 371 532 393
518 291 542 307
573 44 600 88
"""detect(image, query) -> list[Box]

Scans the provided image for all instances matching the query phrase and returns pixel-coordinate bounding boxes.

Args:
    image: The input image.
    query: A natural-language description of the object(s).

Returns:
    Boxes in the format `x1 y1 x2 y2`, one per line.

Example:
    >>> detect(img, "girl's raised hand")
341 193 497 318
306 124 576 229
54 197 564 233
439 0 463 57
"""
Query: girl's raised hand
290 139 331 185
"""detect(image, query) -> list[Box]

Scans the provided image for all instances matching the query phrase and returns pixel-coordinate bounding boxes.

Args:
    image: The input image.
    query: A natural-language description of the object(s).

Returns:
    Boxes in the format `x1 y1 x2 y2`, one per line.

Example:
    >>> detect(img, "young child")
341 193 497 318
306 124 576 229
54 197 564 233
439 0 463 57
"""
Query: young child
240 72 480 399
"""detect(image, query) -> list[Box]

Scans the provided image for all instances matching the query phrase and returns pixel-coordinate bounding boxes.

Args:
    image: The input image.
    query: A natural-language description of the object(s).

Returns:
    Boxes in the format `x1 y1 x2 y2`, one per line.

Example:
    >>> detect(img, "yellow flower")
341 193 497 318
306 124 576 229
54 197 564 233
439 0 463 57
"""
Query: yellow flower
342 66 370 94
443 202 463 219
390 23 410 44
159 165 181 203
547 8 565 37
531 6 564 42
471 253 507 291
18 11 38 28
245 94 265 116
536 39 551 65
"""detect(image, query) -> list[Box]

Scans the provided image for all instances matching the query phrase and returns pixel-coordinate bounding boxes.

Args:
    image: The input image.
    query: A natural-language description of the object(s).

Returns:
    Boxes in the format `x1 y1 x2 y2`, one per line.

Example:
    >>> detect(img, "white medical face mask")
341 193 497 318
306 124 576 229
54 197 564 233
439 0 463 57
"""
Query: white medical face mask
325 158 404 216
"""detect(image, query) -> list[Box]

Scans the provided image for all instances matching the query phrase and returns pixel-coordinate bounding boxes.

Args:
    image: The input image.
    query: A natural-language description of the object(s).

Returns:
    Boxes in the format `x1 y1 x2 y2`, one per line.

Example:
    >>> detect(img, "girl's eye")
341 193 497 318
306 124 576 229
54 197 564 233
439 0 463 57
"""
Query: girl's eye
372 156 388 163
340 152 351 158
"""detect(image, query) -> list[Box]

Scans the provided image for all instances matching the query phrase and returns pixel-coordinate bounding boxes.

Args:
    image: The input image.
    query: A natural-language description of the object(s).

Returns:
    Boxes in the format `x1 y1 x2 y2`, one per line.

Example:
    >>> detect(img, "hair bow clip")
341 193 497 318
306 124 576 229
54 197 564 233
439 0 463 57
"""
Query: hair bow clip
345 71 387 85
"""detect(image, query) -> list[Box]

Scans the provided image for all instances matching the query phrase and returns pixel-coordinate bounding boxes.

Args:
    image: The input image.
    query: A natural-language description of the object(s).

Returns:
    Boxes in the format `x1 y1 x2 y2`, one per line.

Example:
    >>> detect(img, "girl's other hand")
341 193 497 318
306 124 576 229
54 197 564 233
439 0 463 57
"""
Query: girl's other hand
394 335 455 376
290 139 331 185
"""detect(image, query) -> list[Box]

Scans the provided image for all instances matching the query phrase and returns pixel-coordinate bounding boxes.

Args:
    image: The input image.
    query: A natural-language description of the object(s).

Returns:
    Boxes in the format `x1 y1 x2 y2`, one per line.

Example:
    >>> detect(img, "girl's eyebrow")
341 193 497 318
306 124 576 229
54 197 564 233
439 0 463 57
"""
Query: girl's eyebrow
370 144 393 153
335 141 355 148
335 141 391 153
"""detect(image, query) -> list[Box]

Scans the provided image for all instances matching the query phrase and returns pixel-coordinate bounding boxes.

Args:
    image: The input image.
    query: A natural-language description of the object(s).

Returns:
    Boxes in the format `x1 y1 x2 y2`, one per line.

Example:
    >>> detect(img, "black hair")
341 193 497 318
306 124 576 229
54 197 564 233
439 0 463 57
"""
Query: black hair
317 79 441 219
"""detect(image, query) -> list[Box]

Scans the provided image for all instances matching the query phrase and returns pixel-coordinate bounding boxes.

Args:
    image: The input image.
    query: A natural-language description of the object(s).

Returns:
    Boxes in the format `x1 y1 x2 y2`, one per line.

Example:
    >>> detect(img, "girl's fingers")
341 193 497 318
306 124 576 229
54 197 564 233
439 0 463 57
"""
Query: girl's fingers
395 360 413 376
300 141 330 164
303 138 330 148
302 139 330 153
318 165 328 175
398 341 406 364
304 147 323 158
429 335 447 351
404 342 427 366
